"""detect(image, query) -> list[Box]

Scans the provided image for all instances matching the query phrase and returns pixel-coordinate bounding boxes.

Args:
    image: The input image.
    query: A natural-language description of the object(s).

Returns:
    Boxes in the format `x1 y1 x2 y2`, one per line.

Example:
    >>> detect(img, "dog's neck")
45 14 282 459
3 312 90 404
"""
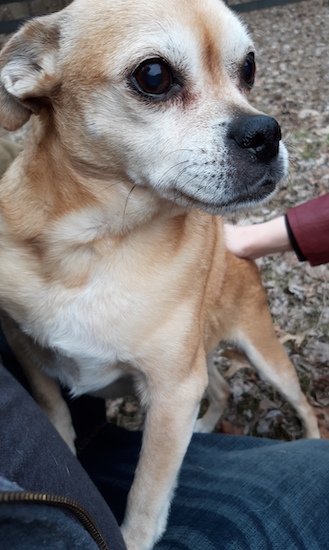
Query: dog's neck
1 118 181 240
0 118 196 286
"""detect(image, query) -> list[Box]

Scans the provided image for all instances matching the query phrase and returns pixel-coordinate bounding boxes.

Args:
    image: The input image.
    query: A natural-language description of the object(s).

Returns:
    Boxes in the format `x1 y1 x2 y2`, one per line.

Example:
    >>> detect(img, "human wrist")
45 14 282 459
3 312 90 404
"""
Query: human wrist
247 216 292 259
224 217 293 260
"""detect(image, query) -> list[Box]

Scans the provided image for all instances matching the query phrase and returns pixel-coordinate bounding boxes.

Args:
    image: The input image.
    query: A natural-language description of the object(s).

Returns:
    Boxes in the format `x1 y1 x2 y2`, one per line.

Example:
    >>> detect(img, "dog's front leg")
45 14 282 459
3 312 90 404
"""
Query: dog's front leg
1 314 77 453
121 357 207 550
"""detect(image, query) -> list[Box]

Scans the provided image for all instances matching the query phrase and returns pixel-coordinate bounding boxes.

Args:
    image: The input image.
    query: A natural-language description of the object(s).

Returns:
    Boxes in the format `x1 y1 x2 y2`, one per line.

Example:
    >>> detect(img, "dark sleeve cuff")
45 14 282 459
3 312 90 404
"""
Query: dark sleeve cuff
284 214 307 262
286 194 329 266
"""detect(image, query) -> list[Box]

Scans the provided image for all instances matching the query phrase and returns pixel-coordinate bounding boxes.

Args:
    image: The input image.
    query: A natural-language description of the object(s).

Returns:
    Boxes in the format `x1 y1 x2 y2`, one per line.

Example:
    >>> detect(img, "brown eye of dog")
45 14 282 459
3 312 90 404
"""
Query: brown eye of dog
131 59 174 96
241 53 256 88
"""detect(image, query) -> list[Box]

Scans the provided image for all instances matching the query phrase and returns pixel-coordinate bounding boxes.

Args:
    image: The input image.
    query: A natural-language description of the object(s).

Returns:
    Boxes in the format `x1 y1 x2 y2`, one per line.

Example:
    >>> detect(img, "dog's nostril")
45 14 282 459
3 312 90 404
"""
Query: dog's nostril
228 114 281 164
243 129 266 150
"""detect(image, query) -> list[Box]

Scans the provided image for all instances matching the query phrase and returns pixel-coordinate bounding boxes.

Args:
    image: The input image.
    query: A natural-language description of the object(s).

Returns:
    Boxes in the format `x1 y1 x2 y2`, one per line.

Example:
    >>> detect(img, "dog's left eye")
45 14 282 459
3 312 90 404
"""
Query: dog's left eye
241 53 256 89
130 59 174 97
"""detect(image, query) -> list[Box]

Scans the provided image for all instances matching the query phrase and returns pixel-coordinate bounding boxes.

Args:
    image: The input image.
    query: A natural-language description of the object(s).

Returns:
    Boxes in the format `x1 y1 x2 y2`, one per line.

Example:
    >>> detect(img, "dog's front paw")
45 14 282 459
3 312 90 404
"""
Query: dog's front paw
121 523 164 550
60 423 77 455
121 527 156 550
49 401 77 455
121 504 169 550
194 417 214 433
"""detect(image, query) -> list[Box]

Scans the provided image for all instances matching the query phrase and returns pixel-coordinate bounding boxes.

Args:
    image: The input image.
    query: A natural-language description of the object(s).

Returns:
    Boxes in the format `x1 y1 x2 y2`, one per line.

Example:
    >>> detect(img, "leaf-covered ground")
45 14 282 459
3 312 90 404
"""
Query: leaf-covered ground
220 0 329 440
1 0 328 440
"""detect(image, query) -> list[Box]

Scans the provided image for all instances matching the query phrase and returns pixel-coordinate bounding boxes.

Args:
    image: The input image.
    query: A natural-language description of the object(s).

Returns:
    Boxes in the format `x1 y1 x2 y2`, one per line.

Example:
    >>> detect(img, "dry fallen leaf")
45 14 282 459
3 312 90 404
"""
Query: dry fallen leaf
315 407 329 439
279 333 306 347
217 420 244 436
221 349 251 378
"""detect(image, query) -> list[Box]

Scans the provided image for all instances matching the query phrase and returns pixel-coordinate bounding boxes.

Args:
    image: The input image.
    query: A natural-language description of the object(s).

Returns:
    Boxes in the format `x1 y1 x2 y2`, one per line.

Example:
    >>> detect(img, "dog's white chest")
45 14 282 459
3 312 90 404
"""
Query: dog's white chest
1 263 146 396
44 279 141 374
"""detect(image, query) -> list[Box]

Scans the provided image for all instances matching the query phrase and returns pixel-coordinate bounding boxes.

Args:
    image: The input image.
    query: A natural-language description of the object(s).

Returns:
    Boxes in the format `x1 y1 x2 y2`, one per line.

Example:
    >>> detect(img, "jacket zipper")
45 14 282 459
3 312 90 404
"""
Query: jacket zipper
0 490 111 550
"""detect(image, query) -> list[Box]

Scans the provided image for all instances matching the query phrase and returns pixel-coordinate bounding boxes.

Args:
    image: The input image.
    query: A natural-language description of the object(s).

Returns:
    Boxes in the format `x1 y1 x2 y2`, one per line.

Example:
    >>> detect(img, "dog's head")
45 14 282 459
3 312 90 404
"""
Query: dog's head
0 0 287 215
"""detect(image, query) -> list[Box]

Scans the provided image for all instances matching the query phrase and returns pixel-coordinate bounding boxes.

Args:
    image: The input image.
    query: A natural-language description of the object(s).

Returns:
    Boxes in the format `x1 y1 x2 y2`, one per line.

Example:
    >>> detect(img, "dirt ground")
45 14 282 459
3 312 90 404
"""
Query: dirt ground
0 0 328 440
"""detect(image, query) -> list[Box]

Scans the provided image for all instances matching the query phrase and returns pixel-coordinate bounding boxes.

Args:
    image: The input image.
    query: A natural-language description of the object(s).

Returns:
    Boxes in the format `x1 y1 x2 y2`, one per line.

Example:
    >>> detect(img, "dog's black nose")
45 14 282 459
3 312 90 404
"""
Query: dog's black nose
228 115 281 164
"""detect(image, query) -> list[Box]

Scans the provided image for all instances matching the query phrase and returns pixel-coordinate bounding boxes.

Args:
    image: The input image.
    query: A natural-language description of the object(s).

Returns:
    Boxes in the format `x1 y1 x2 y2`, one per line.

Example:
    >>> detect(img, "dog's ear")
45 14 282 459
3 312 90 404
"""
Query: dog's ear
0 16 60 131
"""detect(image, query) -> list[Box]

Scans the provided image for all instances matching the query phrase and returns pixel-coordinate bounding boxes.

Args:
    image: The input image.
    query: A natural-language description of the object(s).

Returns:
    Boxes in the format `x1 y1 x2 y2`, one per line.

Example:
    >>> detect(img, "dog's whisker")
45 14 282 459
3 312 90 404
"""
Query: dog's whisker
160 148 195 161
177 173 203 197
123 184 137 222
157 161 199 193
82 180 123 201
157 161 190 188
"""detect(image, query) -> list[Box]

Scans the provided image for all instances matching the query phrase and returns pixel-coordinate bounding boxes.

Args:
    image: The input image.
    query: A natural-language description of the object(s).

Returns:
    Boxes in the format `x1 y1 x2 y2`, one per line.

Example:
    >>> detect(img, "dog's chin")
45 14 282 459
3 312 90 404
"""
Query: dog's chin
218 178 278 214
164 178 278 216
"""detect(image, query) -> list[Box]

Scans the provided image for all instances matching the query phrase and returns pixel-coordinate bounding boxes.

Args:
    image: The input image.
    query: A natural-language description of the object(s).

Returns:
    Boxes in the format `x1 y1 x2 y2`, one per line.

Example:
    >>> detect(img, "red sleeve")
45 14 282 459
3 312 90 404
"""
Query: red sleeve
286 193 329 266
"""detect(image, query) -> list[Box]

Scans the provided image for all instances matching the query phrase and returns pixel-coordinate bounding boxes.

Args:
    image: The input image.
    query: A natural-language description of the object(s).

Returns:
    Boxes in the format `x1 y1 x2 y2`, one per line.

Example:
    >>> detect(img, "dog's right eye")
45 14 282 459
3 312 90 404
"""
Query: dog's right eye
130 59 174 97
241 52 256 89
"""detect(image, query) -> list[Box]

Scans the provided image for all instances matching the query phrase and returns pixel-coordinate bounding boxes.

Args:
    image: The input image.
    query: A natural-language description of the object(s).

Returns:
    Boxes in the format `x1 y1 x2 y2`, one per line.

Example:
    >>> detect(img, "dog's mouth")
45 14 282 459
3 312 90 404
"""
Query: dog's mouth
167 177 277 215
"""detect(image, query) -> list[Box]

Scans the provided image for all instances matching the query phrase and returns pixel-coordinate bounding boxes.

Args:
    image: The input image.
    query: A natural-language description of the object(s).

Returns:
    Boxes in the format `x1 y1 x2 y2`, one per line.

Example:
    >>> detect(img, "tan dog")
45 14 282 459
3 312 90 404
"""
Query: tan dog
0 0 320 548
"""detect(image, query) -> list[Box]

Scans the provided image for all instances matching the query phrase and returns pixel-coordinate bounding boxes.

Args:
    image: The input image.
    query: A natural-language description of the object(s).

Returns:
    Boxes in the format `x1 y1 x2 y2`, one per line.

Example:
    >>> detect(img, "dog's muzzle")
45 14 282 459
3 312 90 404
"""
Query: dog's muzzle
155 113 287 215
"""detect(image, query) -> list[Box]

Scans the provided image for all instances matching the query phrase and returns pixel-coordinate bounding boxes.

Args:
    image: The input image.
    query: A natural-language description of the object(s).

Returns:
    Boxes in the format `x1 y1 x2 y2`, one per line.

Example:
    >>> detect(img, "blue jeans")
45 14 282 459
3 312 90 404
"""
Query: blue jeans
1 327 329 550
81 423 329 550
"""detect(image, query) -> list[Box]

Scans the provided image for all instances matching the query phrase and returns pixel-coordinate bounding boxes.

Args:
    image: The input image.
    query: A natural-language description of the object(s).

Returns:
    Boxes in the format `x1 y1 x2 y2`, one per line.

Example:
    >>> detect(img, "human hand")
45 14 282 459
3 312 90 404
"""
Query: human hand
224 216 292 260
